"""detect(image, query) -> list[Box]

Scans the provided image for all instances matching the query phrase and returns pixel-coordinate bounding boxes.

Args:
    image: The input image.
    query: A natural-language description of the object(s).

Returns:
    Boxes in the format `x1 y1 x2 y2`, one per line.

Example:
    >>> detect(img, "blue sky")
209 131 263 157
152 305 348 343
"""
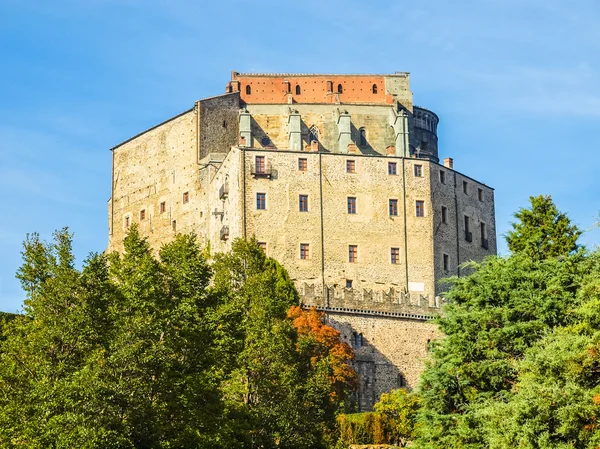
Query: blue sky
1 0 599 312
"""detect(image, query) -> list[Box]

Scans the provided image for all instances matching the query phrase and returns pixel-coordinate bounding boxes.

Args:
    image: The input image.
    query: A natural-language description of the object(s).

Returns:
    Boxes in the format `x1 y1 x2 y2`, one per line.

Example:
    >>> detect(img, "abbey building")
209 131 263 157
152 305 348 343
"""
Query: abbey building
107 71 496 410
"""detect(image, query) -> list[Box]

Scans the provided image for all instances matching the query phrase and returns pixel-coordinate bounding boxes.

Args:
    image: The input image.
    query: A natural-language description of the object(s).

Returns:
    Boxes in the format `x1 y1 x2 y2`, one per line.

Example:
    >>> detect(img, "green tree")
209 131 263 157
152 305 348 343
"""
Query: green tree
373 389 420 447
479 250 600 449
0 230 355 448
213 239 356 449
415 197 589 448
506 195 581 261
0 227 225 448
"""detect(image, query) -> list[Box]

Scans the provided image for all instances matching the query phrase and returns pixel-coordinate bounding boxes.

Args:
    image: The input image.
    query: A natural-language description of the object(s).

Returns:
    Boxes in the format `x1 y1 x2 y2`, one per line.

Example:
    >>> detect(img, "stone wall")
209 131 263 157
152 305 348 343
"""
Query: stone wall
108 109 200 253
107 74 497 413
328 311 439 410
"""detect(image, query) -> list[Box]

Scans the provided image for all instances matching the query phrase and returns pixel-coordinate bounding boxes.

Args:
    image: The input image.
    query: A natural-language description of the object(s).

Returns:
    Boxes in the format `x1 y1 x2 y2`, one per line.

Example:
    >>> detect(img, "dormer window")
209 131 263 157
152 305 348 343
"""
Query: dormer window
359 128 367 146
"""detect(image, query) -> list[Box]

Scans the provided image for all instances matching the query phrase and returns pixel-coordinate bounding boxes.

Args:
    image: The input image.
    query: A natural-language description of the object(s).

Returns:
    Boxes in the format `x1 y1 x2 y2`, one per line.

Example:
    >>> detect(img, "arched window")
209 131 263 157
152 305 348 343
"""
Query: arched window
308 125 319 143
295 85 301 95
372 84 377 94
337 84 343 94
398 373 406 387
359 128 367 146
245 85 251 95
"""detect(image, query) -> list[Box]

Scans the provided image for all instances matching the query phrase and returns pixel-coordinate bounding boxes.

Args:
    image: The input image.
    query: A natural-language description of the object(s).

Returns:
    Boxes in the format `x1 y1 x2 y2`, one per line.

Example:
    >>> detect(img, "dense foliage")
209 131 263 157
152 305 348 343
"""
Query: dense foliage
337 389 420 447
415 195 600 448
0 227 356 448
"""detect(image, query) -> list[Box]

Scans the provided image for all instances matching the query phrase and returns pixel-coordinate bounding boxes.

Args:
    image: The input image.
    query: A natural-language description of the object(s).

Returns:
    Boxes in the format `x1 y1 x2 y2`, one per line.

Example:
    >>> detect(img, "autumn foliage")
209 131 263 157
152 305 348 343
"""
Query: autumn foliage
288 306 358 400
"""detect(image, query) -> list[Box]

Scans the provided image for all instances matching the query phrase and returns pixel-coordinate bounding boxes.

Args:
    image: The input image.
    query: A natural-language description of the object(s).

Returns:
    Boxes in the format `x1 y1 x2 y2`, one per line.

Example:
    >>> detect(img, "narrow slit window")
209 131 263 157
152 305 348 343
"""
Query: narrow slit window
245 85 251 95
391 247 400 264
256 193 266 210
348 245 358 263
347 197 357 214
372 84 378 94
255 155 265 173
389 199 398 216
359 128 367 146
299 194 309 212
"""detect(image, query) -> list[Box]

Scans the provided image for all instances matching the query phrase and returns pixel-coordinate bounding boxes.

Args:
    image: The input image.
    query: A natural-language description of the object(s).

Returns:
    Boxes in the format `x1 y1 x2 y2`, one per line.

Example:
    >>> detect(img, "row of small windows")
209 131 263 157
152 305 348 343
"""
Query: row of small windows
123 192 190 228
256 157 485 202
275 242 403 264
244 83 379 96
255 191 426 217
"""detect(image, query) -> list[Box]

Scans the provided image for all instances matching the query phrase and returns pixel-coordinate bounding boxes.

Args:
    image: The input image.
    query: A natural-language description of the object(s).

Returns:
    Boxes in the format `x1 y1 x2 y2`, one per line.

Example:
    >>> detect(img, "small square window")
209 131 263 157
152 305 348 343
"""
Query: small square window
389 199 398 216
140 209 146 220
414 164 423 177
300 243 310 260
388 162 397 175
348 245 358 263
160 202 166 213
347 197 357 214
463 181 468 194
443 253 449 272
441 206 447 224
298 158 307 171
439 170 445 184
416 200 425 217
256 193 266 210
183 192 189 204
346 160 356 173
299 194 309 212
391 247 400 264
257 242 267 253
478 188 483 201
346 279 353 289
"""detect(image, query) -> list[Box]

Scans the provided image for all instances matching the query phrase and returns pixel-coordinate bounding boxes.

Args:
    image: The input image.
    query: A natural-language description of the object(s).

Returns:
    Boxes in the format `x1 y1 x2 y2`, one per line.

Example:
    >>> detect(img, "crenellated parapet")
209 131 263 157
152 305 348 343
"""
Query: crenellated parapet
299 283 444 321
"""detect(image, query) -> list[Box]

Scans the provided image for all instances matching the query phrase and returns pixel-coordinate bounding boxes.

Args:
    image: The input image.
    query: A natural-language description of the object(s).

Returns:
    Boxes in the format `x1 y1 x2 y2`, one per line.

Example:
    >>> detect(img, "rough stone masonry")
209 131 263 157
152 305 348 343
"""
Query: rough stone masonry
107 71 496 410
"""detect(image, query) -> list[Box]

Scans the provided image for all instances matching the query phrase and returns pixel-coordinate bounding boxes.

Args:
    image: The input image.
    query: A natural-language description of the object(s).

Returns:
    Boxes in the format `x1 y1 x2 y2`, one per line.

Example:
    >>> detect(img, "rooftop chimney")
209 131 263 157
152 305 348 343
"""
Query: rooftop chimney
444 158 453 169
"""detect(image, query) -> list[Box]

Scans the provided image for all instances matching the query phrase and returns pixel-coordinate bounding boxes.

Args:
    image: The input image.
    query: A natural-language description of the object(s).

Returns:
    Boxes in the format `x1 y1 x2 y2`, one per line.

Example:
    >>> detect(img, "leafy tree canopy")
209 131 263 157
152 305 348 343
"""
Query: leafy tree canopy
506 194 581 261
0 228 356 448
415 195 590 448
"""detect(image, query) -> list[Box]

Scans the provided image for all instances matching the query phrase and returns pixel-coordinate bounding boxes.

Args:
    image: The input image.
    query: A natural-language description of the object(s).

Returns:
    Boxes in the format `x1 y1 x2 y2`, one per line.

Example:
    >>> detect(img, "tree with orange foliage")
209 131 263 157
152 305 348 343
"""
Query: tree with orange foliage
288 306 358 404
